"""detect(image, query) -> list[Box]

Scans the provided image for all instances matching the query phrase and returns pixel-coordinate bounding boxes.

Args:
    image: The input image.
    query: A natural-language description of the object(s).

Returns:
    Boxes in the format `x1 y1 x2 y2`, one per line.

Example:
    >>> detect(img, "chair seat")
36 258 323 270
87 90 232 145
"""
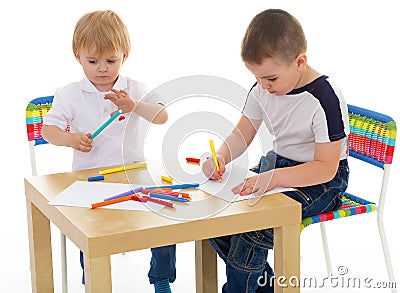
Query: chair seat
301 193 376 231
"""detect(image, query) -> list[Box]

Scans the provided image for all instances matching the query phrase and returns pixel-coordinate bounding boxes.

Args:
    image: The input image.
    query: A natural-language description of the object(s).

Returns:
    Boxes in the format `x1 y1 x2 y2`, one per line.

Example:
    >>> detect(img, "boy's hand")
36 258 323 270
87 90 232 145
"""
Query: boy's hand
104 89 136 115
70 132 92 152
232 170 276 196
202 154 226 181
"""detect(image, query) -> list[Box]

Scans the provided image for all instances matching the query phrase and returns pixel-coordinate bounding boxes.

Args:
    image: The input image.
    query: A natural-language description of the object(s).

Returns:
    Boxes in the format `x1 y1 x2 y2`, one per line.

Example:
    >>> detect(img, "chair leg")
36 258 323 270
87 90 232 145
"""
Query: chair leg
60 232 68 293
320 223 333 277
377 215 397 293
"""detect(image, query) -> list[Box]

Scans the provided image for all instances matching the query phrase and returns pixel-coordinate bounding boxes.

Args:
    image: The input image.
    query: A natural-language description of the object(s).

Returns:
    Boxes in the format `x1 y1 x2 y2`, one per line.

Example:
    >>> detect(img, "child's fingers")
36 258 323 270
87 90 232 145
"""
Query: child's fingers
104 92 120 103
213 171 222 181
80 144 92 153
110 88 119 94
110 89 127 99
209 168 220 180
119 89 129 96
219 163 226 175
231 182 244 194
82 134 92 142
235 176 259 195
232 178 252 195
79 135 93 150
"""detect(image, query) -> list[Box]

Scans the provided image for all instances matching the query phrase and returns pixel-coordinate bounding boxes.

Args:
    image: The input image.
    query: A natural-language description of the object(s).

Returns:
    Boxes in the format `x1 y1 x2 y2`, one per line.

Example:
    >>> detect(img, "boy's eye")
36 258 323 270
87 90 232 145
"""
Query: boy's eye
268 77 277 81
107 59 116 64
88 60 97 64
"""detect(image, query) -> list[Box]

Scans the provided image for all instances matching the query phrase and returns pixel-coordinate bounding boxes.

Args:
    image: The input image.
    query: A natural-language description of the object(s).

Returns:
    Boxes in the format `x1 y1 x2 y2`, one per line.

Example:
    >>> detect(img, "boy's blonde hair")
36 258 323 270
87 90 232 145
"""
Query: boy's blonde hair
72 10 131 59
241 9 307 65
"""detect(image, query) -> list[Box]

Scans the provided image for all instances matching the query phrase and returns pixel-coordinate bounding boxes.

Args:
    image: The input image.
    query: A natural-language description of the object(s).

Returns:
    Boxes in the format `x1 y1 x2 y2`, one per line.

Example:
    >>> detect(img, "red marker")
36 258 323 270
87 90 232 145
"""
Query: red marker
141 188 172 195
165 191 191 199
142 196 174 208
186 157 200 163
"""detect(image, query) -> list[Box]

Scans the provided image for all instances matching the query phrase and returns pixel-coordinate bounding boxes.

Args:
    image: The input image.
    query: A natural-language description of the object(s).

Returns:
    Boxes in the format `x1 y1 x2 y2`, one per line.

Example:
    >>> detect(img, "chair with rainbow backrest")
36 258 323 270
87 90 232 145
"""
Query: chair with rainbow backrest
26 96 69 293
301 104 397 292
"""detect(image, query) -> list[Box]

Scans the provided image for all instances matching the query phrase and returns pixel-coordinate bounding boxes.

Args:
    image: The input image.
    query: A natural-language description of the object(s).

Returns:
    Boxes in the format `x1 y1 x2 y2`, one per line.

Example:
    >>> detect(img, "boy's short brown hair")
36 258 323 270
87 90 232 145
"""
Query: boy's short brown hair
241 9 307 65
72 10 131 59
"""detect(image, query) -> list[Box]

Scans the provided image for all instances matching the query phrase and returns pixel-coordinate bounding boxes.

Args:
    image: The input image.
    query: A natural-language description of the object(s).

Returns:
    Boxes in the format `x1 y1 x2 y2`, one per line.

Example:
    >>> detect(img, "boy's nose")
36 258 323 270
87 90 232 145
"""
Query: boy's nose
97 62 108 72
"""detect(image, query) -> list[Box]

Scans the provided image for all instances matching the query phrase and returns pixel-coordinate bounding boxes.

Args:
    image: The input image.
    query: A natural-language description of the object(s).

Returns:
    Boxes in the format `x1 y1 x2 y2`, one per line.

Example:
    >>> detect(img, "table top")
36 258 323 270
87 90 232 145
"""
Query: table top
24 162 301 258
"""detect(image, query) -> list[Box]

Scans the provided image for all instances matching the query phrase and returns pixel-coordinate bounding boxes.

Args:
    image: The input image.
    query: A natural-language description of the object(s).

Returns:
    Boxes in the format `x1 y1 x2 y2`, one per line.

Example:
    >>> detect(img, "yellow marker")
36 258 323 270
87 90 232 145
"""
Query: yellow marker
161 175 173 183
209 139 222 182
99 162 147 175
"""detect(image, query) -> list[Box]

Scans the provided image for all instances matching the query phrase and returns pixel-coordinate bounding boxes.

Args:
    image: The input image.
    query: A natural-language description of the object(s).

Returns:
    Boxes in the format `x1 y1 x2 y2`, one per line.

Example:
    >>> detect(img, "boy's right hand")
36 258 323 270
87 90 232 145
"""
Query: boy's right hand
70 133 93 152
202 154 226 181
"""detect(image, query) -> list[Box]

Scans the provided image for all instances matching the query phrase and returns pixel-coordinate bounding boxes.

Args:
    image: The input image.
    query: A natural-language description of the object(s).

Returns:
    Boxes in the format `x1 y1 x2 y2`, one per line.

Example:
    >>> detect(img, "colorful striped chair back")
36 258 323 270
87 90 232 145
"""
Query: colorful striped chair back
26 96 54 176
347 104 396 168
301 104 396 230
301 104 397 291
26 96 54 147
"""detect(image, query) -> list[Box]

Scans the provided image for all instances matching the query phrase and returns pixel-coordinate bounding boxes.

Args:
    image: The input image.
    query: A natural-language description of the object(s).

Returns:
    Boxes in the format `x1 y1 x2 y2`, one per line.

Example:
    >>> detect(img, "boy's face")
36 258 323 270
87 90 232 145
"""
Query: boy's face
77 48 125 92
245 56 306 96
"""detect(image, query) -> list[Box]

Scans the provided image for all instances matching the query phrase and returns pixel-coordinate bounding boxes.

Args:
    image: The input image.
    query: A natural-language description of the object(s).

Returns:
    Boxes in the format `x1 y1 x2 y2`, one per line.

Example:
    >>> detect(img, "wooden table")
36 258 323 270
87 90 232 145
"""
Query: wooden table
25 162 301 293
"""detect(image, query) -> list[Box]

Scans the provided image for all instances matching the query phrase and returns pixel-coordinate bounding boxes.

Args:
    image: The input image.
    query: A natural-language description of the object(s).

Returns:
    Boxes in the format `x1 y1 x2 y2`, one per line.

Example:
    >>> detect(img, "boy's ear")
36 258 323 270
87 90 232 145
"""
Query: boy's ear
296 53 307 71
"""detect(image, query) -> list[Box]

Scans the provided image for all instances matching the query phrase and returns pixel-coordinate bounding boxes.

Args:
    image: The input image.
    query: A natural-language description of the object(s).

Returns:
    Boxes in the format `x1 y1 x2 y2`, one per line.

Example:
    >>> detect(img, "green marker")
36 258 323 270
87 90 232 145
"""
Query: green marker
90 109 122 139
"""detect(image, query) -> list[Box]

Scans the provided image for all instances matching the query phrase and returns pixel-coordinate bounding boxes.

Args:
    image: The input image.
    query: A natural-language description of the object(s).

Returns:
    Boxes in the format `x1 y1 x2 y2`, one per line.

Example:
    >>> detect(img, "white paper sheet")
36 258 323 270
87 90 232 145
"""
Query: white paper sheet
49 181 164 211
198 165 294 202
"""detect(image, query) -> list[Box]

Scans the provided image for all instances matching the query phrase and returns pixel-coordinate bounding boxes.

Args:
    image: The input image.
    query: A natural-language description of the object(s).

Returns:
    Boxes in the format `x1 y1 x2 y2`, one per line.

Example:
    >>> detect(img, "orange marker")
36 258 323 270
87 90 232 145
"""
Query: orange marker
91 195 138 209
165 191 191 199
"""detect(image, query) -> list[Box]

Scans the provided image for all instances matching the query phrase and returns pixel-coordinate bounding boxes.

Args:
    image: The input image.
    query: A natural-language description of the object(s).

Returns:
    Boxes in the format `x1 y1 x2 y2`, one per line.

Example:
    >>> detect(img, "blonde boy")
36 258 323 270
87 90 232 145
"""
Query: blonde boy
43 10 175 293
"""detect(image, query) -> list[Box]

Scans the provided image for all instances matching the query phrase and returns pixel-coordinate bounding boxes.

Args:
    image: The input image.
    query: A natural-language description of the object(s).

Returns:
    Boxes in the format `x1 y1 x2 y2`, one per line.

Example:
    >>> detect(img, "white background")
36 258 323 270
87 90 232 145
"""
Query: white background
1 0 399 292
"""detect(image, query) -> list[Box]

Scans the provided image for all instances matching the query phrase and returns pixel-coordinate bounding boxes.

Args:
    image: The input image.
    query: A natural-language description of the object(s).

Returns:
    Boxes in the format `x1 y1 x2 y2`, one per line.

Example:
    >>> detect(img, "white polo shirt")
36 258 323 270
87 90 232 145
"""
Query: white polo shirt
243 75 349 162
43 76 163 171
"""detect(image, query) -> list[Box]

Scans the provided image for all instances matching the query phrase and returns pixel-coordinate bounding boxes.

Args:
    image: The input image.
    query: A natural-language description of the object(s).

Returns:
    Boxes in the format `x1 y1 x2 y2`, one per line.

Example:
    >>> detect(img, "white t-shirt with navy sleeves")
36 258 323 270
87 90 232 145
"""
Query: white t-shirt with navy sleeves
43 75 163 171
242 75 349 162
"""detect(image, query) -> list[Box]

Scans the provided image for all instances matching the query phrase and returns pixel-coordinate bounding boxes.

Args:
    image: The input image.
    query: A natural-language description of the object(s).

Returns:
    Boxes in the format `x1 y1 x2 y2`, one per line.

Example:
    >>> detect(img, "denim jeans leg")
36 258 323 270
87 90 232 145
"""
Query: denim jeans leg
148 245 177 284
210 230 274 293
282 159 349 218
257 151 349 219
208 235 233 264
80 250 85 284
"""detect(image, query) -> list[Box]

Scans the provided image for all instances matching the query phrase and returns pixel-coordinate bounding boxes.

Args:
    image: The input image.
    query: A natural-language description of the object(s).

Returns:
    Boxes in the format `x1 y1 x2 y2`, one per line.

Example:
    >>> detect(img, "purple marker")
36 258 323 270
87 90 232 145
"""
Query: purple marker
103 187 143 201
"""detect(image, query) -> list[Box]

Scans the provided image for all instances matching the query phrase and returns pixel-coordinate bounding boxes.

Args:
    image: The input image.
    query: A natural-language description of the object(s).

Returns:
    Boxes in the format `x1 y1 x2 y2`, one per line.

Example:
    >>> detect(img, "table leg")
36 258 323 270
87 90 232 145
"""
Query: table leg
84 254 112 293
26 199 54 293
195 239 218 293
274 224 300 293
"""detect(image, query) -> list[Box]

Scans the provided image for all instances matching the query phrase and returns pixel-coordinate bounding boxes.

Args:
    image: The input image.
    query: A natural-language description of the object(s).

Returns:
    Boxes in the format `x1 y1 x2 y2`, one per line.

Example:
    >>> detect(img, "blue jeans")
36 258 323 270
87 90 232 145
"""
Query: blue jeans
209 151 349 293
148 245 177 284
80 244 176 284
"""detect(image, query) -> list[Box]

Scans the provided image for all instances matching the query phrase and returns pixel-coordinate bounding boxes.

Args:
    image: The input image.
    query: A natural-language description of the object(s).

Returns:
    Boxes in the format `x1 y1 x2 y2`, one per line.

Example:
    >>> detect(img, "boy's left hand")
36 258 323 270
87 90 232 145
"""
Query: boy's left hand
231 170 276 197
104 89 136 115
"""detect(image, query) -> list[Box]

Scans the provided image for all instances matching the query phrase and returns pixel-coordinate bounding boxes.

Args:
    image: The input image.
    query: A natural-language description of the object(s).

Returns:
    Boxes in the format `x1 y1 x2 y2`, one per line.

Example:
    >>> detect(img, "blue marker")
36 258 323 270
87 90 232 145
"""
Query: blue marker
88 175 105 182
149 193 190 202
146 183 199 190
